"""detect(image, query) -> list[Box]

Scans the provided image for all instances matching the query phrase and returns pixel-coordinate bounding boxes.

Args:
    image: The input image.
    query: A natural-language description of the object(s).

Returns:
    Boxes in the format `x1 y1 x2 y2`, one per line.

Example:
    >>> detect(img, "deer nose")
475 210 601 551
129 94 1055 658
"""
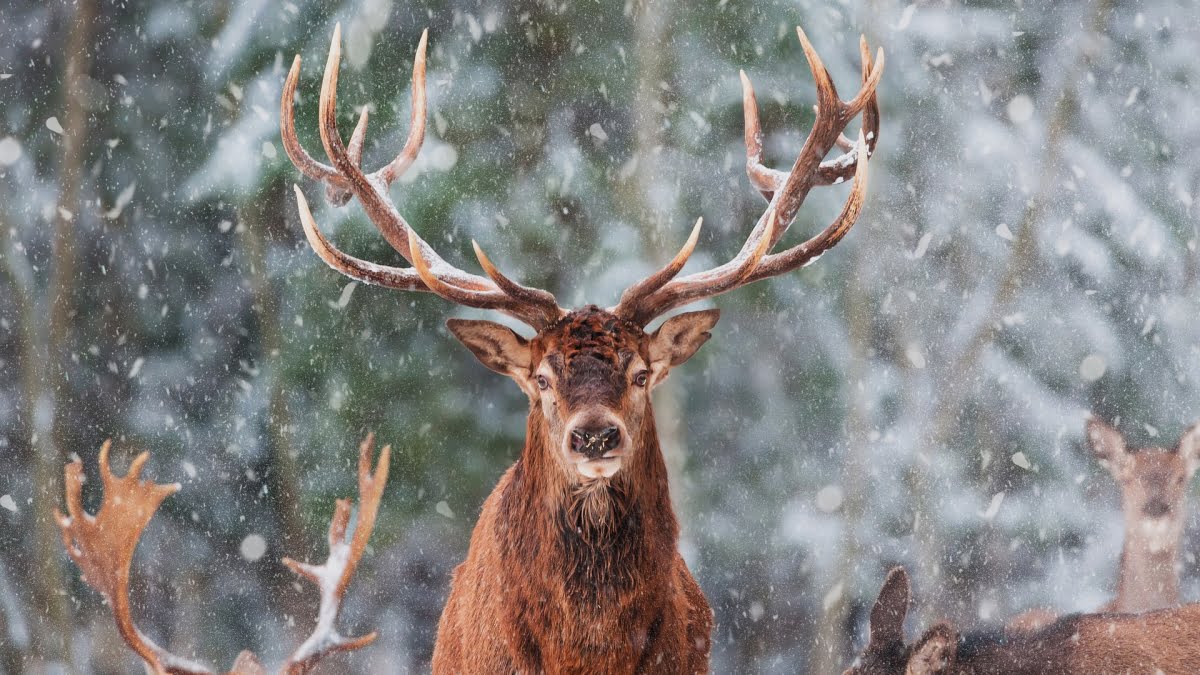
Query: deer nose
1143 500 1171 518
570 426 622 459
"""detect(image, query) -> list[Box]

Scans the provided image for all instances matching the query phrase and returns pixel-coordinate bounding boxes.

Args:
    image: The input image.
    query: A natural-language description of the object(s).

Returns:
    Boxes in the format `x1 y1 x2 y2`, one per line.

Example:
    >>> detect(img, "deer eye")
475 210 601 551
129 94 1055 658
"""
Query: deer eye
634 370 649 387
536 375 550 391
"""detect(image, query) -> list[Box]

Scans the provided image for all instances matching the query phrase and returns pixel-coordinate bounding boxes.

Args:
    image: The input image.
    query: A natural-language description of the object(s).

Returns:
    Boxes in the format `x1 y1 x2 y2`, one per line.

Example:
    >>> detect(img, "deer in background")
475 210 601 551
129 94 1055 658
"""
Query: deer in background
57 436 390 674
282 23 882 673
847 567 1200 675
1089 417 1200 613
1007 417 1200 633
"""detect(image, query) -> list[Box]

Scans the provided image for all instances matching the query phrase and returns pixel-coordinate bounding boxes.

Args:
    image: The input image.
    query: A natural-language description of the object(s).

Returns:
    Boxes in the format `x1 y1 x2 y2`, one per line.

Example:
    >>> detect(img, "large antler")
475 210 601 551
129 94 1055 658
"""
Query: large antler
57 441 212 675
57 437 390 674
284 25 564 330
613 28 883 326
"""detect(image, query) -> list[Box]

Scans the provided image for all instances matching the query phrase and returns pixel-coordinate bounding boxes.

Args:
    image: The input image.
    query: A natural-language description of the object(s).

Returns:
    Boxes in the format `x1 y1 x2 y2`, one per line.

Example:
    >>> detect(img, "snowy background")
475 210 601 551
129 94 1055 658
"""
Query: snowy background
2 0 1199 672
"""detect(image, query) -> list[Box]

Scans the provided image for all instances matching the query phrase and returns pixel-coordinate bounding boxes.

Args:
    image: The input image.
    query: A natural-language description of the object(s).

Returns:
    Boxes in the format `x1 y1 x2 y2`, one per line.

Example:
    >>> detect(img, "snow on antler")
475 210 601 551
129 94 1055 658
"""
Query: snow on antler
57 437 391 675
280 434 390 674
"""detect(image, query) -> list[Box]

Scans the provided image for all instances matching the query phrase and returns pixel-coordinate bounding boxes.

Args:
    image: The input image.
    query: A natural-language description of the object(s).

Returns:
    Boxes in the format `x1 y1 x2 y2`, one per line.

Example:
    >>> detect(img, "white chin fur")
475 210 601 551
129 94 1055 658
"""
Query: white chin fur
577 458 622 480
1140 519 1174 553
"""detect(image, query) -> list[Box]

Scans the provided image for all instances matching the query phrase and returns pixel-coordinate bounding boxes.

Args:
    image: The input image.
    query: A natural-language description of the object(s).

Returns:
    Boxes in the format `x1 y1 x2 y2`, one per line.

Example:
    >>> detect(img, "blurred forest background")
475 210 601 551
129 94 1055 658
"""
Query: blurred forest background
2 0 1199 672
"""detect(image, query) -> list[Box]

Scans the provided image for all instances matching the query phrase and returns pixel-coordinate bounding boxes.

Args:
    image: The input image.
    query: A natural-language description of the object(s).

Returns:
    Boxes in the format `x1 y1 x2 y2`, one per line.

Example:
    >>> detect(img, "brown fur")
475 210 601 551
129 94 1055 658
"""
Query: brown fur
1088 418 1200 614
432 307 714 673
1006 419 1200 633
848 568 1200 675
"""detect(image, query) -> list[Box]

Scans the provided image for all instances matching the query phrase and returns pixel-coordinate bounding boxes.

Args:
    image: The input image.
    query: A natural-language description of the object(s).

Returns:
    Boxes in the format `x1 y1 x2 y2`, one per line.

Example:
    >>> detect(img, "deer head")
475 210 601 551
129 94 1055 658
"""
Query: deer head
1087 417 1200 554
282 24 882 489
448 306 718 481
841 567 914 675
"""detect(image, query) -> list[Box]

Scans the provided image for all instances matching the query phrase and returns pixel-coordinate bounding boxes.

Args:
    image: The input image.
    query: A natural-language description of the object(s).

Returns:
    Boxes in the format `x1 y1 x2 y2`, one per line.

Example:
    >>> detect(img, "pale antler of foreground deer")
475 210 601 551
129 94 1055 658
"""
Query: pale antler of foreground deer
848 567 1200 675
1006 417 1200 634
57 436 390 674
283 23 881 673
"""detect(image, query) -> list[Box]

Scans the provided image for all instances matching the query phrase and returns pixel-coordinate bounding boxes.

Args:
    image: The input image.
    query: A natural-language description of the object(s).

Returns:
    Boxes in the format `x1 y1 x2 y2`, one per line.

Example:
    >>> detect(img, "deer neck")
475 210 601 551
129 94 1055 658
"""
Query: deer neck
1114 515 1180 613
503 407 679 596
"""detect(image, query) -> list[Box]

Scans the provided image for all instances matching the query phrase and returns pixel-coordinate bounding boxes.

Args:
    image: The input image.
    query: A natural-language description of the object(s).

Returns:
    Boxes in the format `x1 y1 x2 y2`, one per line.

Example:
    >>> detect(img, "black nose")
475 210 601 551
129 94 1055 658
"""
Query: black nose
570 426 621 458
1143 500 1171 518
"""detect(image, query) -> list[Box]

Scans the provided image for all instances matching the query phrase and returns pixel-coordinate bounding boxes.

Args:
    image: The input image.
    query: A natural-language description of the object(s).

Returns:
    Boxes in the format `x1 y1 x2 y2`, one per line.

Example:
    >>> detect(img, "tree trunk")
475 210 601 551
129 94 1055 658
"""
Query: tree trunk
905 0 1112 623
808 238 876 674
31 0 98 666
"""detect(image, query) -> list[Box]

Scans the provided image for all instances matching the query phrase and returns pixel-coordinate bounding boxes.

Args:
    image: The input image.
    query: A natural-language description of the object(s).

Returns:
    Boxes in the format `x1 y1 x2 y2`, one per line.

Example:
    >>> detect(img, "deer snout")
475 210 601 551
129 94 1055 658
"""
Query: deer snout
570 426 622 459
1143 499 1171 518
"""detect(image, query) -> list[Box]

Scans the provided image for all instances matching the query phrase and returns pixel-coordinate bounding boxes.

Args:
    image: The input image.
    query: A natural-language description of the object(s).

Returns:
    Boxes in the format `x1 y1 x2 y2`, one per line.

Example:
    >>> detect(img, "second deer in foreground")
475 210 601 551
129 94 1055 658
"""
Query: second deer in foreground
848 567 1200 675
283 23 883 674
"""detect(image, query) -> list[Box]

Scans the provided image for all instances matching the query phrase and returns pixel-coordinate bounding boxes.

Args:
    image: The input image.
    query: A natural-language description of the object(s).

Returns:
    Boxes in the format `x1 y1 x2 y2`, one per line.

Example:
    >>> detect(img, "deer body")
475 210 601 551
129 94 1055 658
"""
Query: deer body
434 407 710 673
942 608 1200 674
282 24 882 674
432 308 713 673
850 568 1200 675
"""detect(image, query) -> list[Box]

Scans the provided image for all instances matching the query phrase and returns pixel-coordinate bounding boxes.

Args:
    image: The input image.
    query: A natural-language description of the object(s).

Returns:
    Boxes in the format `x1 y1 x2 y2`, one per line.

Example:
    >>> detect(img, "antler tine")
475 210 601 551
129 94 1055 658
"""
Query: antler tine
742 129 870 284
741 30 883 205
281 435 391 675
815 40 883 189
281 55 347 190
57 442 215 675
763 25 852 241
610 217 702 319
620 211 778 326
472 240 566 327
615 27 882 326
741 73 786 202
287 26 564 329
315 23 455 273
293 185 428 291
306 26 488 286
410 234 561 330
376 28 429 185
346 107 369 170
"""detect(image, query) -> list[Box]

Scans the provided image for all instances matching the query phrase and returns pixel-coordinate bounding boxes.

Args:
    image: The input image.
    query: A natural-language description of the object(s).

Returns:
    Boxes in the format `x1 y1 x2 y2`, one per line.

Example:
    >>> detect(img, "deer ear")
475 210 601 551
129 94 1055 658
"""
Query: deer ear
647 310 720 383
906 624 957 675
447 319 532 383
869 567 910 647
1087 417 1132 480
1178 422 1200 477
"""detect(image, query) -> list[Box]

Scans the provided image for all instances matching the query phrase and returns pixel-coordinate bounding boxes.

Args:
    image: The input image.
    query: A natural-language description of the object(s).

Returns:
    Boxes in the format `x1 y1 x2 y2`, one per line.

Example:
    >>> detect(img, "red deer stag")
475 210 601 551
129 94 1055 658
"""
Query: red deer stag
1007 417 1200 633
282 24 882 673
847 567 1200 675
57 436 390 674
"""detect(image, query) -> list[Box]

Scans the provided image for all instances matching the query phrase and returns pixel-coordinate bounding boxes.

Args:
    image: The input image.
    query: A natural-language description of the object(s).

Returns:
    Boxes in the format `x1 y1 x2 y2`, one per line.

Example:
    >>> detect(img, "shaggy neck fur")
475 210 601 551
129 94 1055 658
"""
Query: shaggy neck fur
501 403 679 601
